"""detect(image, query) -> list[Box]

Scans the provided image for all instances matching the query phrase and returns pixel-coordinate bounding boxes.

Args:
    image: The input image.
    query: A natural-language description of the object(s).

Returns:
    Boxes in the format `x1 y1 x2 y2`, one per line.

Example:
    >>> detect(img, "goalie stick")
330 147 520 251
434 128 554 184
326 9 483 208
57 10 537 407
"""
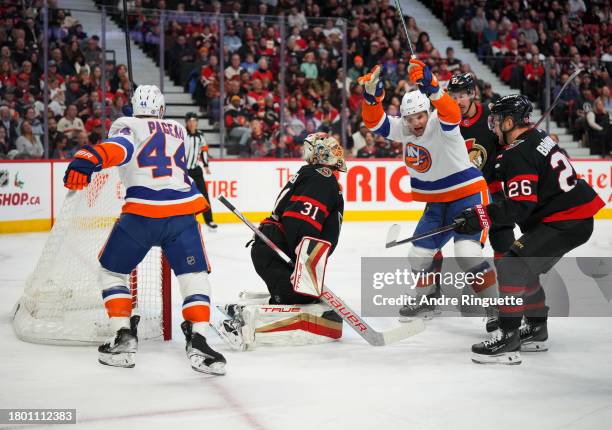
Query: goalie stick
217 195 424 346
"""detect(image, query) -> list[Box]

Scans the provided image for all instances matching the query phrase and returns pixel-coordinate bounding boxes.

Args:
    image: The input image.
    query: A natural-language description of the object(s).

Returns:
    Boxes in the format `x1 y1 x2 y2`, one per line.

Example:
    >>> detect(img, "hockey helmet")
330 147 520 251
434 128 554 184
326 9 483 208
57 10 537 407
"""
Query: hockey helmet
488 94 532 130
132 84 165 118
303 132 347 172
400 90 431 117
447 73 476 94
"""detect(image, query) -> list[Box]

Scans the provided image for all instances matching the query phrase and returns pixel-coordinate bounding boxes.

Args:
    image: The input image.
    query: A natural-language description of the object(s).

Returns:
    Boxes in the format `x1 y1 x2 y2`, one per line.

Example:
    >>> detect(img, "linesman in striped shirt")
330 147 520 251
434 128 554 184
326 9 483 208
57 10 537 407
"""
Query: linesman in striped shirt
185 112 217 230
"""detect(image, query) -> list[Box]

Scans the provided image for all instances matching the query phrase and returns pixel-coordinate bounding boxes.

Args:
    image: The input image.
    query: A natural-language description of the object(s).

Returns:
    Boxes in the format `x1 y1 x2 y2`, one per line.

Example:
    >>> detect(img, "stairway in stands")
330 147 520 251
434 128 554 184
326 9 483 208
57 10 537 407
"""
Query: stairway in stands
58 0 224 157
402 0 589 157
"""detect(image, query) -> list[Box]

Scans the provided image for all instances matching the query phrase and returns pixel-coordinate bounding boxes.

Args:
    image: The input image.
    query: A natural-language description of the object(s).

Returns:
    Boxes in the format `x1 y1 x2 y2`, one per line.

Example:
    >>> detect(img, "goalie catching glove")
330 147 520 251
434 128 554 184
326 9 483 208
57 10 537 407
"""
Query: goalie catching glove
358 65 385 105
453 204 492 235
292 236 332 298
64 145 104 190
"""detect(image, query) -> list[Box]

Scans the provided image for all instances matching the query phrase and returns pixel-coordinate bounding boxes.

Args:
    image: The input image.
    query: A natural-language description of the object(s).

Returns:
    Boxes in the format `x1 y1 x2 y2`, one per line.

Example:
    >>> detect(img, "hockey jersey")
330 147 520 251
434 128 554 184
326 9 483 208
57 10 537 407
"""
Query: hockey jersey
96 116 207 217
266 164 344 255
362 92 487 202
488 128 604 231
460 102 498 185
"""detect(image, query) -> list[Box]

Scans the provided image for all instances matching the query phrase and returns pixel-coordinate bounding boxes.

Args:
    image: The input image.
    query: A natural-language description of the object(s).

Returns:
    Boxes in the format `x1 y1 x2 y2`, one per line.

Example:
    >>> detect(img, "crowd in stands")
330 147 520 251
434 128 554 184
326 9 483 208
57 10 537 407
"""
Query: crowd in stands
0 0 132 159
110 0 489 158
4 0 606 160
431 0 611 155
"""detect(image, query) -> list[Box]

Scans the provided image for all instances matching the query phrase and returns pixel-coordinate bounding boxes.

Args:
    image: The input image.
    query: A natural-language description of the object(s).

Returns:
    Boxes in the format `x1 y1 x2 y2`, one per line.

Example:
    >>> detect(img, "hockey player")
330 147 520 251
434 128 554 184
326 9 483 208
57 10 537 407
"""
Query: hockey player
216 132 345 350
63 85 226 375
454 94 605 365
358 60 498 330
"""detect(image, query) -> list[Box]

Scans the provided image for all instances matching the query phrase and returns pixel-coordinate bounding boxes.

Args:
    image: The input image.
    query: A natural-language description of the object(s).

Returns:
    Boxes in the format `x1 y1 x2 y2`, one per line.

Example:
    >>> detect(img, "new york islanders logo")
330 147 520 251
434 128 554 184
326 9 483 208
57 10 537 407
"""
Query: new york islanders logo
404 143 432 173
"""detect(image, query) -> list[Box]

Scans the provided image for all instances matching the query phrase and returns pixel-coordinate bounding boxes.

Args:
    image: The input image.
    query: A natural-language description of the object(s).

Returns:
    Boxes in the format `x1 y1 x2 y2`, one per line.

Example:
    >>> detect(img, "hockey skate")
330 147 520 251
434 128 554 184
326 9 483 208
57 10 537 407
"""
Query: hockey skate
213 304 248 351
398 287 441 322
98 315 140 368
181 321 226 375
471 328 521 365
520 320 548 352
485 306 500 333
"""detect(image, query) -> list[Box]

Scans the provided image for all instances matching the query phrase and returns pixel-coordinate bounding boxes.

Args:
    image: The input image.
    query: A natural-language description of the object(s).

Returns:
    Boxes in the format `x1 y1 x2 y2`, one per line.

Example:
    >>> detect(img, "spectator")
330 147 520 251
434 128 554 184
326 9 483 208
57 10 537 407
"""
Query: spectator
51 134 71 159
0 104 19 148
225 53 243 82
357 132 385 158
225 95 252 153
586 98 611 156
224 25 242 53
81 35 103 66
300 51 318 80
0 125 12 158
351 122 369 156
57 104 85 139
252 57 273 87
523 55 545 101
109 95 125 122
23 106 43 138
348 55 366 83
480 83 501 106
446 47 461 73
15 120 43 159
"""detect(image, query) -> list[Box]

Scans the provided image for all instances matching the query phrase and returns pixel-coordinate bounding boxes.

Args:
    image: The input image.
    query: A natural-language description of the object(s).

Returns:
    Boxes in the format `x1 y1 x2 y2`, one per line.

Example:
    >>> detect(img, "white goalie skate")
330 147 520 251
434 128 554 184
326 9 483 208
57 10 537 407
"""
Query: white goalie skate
213 304 248 352
98 315 140 368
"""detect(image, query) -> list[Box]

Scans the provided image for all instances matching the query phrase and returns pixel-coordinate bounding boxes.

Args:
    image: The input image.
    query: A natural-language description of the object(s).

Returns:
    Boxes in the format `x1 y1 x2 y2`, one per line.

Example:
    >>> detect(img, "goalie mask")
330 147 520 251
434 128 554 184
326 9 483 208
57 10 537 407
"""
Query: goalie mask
303 132 347 172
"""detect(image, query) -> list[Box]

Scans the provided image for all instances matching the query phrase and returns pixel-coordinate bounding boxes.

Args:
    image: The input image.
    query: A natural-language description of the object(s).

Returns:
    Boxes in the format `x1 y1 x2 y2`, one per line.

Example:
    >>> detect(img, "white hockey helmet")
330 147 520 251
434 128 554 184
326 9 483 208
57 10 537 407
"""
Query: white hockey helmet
400 90 431 117
303 132 347 172
131 84 165 118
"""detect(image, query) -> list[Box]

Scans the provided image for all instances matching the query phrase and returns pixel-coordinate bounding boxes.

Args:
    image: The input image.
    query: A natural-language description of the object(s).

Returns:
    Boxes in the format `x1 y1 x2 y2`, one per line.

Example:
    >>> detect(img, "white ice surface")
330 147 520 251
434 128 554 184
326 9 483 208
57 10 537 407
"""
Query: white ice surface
1 222 612 430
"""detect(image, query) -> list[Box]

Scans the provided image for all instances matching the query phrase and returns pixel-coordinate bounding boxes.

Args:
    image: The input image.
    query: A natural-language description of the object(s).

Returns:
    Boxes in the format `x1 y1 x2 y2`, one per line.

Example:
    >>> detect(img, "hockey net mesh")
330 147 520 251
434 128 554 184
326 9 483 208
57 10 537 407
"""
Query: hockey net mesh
12 169 166 345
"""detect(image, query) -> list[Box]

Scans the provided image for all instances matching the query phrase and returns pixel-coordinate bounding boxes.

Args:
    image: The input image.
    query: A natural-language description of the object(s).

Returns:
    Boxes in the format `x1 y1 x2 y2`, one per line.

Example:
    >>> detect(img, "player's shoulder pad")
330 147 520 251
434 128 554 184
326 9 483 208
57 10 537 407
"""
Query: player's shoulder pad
108 117 134 137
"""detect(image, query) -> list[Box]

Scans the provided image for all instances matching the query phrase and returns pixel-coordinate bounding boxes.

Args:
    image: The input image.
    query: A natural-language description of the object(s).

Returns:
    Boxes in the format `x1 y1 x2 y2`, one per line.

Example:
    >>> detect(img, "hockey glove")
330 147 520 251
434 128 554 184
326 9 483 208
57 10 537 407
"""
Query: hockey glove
64 145 104 190
358 65 385 105
408 58 439 97
453 204 492 235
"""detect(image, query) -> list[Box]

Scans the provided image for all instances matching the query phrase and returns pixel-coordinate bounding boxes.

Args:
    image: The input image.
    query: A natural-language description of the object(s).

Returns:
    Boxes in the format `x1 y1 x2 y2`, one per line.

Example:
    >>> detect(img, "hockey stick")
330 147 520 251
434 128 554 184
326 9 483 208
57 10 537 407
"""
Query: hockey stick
532 68 582 130
393 0 416 57
218 195 425 346
385 222 461 249
122 0 134 96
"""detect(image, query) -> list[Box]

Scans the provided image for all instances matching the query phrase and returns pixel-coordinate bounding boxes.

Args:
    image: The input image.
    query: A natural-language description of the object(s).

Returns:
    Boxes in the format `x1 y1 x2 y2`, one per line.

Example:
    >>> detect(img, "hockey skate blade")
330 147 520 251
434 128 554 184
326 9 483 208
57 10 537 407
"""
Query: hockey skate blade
189 356 226 376
398 308 441 323
471 351 522 365
98 352 136 368
385 224 401 248
520 341 548 352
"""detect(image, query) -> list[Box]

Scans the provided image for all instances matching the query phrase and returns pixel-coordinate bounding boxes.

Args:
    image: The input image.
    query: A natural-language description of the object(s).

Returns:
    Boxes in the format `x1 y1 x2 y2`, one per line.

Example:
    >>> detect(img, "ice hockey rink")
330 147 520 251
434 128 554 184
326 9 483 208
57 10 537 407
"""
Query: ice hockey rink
1 220 611 430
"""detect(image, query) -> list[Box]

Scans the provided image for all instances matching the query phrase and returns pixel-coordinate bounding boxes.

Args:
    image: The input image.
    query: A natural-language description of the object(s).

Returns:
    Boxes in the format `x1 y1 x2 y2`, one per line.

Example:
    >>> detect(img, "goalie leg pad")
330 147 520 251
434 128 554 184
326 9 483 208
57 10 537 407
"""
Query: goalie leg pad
229 304 343 348
292 236 332 298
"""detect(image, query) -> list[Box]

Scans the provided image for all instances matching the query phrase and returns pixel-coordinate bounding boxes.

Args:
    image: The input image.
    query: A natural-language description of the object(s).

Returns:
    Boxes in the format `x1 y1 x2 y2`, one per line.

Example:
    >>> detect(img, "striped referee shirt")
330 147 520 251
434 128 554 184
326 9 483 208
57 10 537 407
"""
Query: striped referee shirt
185 130 209 170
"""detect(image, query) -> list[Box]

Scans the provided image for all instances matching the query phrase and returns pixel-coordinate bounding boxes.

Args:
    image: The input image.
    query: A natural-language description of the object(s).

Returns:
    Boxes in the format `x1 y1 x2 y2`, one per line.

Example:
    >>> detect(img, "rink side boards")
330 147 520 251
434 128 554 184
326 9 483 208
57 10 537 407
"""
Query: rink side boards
1 158 611 233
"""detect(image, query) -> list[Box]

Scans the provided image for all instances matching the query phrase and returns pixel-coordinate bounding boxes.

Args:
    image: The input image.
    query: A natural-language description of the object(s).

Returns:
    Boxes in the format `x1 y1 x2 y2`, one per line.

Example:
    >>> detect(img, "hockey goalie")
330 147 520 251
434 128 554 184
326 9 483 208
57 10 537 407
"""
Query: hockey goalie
216 133 346 350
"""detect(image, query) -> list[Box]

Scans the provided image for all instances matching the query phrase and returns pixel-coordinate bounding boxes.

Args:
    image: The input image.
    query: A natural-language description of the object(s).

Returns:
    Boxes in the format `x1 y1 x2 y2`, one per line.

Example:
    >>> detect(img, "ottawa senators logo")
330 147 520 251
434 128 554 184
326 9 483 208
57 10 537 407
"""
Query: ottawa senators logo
404 143 432 173
468 143 488 170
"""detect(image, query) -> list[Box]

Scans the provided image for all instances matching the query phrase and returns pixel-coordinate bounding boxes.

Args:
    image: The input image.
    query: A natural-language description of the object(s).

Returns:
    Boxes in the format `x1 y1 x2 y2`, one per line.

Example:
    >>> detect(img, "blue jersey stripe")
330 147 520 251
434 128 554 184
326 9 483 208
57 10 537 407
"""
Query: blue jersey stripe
372 116 391 137
125 182 199 201
439 122 458 131
410 167 483 191
102 286 131 299
104 136 134 165
183 294 211 306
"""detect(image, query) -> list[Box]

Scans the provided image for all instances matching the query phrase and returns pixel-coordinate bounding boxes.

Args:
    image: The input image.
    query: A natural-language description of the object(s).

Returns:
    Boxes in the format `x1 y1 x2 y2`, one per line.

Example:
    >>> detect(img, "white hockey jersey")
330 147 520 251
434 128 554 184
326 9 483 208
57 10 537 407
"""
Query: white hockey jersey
100 116 207 217
362 92 487 202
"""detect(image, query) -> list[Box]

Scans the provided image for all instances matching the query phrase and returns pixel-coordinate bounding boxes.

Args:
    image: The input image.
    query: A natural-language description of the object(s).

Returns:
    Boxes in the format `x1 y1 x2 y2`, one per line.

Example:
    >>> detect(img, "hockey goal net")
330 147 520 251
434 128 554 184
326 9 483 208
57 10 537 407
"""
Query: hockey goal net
12 169 172 345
